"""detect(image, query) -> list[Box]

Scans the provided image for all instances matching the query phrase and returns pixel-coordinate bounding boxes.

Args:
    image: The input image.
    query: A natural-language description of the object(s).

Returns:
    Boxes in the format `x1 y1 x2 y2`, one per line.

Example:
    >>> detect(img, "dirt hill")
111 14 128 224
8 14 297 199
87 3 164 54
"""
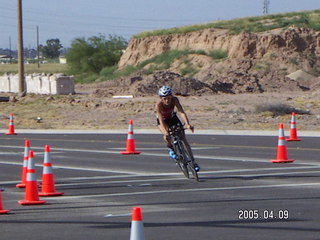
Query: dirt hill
113 26 320 96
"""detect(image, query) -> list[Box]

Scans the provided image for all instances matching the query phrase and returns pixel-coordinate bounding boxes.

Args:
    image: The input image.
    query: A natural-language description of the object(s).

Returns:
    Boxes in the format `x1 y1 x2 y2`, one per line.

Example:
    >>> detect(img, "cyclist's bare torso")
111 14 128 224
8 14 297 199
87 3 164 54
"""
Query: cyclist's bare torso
156 96 180 120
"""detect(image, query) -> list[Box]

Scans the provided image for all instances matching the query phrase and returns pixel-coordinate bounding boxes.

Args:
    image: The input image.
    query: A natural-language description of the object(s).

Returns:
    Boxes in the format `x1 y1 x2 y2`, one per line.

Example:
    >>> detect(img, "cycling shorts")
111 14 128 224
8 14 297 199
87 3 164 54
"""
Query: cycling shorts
157 114 182 127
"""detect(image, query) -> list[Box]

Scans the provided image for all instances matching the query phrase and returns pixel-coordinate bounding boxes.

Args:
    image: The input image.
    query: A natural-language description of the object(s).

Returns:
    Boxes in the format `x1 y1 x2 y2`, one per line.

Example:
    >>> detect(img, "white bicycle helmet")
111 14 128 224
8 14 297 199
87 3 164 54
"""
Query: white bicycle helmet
158 86 172 97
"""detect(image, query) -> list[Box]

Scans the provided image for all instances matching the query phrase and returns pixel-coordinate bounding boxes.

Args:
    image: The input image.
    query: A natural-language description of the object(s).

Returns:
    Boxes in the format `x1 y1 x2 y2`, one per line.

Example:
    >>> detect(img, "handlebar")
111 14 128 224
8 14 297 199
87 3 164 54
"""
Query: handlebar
169 124 185 135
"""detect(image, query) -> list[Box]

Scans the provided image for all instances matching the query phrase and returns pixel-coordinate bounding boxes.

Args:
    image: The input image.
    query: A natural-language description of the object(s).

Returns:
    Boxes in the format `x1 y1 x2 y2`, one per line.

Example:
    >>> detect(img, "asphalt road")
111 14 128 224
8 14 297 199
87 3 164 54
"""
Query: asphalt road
0 132 319 240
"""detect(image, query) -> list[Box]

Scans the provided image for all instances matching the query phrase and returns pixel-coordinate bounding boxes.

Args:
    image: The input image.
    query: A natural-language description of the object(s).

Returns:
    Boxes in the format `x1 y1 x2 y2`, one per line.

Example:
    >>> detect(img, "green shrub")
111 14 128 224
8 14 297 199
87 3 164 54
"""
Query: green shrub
75 73 99 83
254 103 310 116
208 49 228 60
289 58 299 65
179 61 198 77
98 65 138 81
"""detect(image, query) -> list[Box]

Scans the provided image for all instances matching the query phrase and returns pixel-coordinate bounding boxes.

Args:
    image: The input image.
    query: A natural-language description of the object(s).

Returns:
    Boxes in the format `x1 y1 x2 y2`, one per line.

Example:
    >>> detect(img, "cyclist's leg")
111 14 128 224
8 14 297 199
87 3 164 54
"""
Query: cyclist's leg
157 118 171 147
170 115 195 159
157 118 176 161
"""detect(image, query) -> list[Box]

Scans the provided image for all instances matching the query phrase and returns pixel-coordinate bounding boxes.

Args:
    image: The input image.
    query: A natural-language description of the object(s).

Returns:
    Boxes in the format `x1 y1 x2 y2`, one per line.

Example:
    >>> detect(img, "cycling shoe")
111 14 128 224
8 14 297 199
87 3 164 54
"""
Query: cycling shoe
194 163 200 172
168 149 177 159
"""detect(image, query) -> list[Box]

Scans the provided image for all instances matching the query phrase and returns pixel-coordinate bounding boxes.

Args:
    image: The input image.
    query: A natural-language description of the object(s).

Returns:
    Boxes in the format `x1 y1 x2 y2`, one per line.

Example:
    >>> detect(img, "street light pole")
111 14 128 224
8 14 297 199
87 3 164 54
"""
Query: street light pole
17 0 26 95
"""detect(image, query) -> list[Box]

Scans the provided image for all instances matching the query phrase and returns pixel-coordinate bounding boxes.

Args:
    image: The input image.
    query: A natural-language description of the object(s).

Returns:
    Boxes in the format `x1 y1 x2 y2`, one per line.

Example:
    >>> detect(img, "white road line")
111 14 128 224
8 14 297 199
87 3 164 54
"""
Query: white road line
1 144 320 166
34 170 320 188
46 182 320 200
104 213 132 218
1 158 320 176
110 147 220 150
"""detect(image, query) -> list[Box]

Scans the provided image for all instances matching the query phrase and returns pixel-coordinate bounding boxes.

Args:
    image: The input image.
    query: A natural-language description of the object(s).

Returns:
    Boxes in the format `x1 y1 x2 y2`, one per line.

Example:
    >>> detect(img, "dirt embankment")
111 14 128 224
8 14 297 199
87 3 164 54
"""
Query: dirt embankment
119 27 320 69
116 26 320 95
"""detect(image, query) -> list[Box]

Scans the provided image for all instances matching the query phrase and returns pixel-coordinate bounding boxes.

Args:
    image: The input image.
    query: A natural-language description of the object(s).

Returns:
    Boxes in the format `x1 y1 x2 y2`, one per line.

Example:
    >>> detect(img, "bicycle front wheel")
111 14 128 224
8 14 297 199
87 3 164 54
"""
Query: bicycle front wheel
172 139 190 179
180 140 199 182
177 161 189 179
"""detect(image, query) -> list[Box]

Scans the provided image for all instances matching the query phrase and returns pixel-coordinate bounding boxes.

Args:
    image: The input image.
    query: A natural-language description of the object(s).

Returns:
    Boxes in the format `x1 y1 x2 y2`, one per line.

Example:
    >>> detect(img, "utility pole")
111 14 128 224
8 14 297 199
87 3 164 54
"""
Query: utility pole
17 0 26 95
9 36 12 64
37 26 40 68
263 0 270 15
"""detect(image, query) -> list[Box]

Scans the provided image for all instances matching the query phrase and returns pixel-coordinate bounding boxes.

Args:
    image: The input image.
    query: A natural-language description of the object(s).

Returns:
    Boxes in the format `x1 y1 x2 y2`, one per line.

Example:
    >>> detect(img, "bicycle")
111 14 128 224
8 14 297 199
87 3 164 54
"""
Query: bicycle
168 123 199 182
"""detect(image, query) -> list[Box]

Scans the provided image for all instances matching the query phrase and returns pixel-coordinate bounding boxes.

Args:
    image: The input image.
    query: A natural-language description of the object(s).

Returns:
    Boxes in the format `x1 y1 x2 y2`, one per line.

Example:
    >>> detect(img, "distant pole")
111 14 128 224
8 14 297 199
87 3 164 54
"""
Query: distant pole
17 0 25 95
263 0 270 15
37 26 40 68
9 36 12 64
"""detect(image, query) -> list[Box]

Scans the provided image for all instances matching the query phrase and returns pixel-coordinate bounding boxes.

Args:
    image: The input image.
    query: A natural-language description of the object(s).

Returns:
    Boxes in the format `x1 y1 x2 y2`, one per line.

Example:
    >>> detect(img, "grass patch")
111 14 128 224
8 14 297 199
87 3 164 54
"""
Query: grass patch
254 62 271 72
180 62 198 77
134 9 320 38
208 49 228 60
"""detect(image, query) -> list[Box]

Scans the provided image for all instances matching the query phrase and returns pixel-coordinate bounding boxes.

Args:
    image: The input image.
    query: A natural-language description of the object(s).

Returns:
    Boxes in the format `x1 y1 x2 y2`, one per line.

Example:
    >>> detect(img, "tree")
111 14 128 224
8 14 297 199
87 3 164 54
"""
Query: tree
66 34 127 74
40 39 63 59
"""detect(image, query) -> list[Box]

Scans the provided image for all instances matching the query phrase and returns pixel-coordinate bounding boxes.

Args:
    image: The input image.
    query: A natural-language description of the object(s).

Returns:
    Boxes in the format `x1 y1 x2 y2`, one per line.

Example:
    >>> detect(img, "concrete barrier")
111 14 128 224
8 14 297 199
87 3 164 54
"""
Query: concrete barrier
0 73 75 95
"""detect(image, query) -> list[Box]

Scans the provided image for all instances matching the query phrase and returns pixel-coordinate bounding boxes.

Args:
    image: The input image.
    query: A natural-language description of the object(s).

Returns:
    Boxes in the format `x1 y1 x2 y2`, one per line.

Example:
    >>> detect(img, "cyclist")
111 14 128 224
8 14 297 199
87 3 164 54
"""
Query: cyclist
155 86 200 172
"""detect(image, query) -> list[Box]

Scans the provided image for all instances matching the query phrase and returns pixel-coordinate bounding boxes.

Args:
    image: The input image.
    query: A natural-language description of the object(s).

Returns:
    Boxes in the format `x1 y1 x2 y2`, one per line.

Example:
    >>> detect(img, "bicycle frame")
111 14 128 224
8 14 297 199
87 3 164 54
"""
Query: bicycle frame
169 124 199 181
169 125 184 158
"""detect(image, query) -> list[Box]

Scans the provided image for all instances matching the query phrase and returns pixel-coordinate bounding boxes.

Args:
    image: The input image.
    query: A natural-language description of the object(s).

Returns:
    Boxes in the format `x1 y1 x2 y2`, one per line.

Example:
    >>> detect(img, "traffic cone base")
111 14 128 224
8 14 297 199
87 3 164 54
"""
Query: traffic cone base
271 159 295 163
0 210 10 214
286 137 301 141
0 191 10 214
121 150 141 155
39 191 64 197
18 199 46 205
15 183 26 188
5 132 17 135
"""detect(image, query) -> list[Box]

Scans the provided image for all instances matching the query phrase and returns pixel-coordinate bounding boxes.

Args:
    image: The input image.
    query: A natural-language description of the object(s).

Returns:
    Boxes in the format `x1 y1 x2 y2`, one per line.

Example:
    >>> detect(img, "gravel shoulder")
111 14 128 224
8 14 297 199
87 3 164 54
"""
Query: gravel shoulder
1 85 320 132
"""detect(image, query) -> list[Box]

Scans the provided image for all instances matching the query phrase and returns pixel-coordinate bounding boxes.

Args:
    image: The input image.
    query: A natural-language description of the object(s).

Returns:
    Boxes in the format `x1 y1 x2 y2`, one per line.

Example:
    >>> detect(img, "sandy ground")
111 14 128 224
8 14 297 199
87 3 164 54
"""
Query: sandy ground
1 84 320 133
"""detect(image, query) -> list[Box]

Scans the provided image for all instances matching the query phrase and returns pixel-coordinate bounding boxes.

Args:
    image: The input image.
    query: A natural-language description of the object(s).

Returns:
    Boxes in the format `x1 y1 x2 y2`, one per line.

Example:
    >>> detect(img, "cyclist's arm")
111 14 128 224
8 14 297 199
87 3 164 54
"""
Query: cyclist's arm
174 97 194 132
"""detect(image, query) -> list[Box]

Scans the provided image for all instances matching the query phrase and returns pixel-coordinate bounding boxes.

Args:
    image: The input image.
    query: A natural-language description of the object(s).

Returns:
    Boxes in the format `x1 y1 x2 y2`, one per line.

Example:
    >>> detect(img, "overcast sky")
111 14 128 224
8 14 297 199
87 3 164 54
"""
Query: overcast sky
0 0 319 49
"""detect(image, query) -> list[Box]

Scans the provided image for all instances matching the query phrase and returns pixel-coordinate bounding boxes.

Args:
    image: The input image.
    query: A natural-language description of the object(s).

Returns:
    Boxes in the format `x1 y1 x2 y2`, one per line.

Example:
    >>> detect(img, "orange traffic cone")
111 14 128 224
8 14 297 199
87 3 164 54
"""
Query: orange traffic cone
39 145 64 197
5 113 17 135
0 189 10 214
286 112 301 141
271 123 295 163
121 120 141 155
18 150 46 205
16 139 30 188
130 207 145 240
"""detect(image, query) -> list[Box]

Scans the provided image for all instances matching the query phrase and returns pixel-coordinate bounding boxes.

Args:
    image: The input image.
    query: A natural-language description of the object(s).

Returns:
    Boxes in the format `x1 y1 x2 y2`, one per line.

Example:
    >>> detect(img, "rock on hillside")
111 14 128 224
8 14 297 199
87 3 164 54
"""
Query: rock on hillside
115 26 320 95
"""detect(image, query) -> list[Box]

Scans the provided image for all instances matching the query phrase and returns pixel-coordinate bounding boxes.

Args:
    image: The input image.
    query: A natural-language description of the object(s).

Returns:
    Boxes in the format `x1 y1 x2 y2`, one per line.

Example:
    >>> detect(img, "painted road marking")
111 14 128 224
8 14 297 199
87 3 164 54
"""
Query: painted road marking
45 182 320 200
